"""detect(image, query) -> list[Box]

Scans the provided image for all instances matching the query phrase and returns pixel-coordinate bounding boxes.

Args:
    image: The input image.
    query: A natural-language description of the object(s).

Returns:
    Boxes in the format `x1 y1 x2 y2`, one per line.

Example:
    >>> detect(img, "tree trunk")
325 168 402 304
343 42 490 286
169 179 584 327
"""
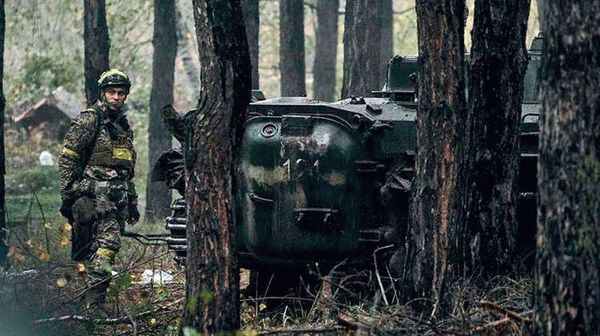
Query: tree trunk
183 0 251 333
341 0 381 98
535 0 545 31
0 0 6 268
463 0 530 276
145 0 176 223
535 1 600 334
83 0 110 105
242 0 259 89
312 0 339 101
379 0 393 87
175 1 200 99
407 0 467 307
279 0 306 96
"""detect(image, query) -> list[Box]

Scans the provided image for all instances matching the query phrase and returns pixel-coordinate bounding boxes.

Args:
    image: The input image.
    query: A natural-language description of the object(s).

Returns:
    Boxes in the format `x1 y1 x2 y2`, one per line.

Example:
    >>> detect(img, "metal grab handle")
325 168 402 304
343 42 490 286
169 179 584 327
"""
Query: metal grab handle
521 113 540 122
248 193 274 204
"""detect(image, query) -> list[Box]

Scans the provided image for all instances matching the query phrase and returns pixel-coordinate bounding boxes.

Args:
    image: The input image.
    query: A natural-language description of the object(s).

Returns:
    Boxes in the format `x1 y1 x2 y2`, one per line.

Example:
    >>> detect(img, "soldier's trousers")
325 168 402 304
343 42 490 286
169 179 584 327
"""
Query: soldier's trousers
86 216 121 306
85 180 130 307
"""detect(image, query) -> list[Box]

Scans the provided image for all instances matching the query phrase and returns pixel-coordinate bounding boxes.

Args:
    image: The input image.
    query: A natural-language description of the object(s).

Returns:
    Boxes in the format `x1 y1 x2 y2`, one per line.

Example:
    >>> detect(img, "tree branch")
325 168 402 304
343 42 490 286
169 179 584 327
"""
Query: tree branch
479 301 533 323
32 298 183 325
259 327 345 335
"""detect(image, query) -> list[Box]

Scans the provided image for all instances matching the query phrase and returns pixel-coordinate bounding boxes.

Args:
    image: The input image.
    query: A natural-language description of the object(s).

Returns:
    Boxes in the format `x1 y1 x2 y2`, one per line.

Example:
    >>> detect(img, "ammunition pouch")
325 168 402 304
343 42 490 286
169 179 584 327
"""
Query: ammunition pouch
71 197 96 262
87 135 136 173
72 219 96 261
72 178 96 199
70 178 97 262
72 196 96 224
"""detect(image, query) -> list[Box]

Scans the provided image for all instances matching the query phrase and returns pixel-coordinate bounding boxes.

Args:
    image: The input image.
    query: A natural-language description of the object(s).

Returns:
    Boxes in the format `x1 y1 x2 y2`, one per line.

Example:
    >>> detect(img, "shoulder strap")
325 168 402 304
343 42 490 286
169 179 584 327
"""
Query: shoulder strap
81 107 109 169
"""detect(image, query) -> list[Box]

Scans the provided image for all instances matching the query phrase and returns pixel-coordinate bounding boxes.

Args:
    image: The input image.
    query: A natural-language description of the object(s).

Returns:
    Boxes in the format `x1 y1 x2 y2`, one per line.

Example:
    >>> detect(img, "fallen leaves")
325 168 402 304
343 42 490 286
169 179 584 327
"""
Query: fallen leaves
36 250 50 262
77 262 87 274
7 246 26 262
56 277 68 287
59 235 70 246
59 223 72 246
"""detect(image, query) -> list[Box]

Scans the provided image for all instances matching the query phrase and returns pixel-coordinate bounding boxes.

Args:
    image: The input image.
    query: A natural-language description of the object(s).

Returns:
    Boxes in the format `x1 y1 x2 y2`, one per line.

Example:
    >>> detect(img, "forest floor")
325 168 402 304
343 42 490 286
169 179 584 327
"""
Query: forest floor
0 247 535 335
1 202 535 334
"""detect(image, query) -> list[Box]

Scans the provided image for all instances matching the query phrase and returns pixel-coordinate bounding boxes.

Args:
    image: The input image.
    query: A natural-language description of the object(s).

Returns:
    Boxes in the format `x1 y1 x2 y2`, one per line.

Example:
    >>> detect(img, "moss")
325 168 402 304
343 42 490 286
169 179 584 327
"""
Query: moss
200 288 214 304
186 295 198 316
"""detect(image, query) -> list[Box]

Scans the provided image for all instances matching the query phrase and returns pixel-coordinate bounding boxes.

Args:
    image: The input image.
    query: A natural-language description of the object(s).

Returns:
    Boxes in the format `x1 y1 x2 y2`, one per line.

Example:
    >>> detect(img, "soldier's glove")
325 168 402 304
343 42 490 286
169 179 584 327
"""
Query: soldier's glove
72 196 96 224
59 201 74 222
128 204 140 225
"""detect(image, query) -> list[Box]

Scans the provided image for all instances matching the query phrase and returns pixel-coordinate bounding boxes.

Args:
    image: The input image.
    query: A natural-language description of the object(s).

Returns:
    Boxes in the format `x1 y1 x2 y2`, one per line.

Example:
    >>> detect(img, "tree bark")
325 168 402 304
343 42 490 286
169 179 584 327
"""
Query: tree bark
407 0 467 307
463 0 530 276
145 0 176 223
535 1 600 334
183 0 251 333
0 0 6 268
279 0 306 96
379 0 393 87
83 0 110 105
312 0 339 101
341 0 381 98
241 0 259 89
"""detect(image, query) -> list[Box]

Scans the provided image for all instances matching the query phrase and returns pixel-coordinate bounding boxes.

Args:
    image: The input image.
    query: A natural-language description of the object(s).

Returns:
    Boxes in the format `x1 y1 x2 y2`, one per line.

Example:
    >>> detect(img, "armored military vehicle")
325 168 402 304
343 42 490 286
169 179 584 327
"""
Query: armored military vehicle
153 36 542 269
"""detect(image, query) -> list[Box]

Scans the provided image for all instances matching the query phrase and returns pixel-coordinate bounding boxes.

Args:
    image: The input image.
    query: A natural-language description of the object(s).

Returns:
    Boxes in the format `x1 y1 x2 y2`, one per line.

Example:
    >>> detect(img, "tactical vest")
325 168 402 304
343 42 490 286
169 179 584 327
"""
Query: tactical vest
85 107 137 178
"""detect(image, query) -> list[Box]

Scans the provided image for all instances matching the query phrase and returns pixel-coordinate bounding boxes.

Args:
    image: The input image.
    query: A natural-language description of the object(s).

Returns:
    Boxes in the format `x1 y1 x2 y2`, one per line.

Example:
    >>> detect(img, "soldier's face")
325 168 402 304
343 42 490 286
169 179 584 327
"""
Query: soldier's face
104 87 128 109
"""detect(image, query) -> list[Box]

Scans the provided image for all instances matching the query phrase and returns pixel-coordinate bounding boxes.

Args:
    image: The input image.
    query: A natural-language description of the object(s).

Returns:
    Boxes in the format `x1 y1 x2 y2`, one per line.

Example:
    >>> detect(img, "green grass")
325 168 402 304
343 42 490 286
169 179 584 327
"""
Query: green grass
5 168 62 222
3 146 170 267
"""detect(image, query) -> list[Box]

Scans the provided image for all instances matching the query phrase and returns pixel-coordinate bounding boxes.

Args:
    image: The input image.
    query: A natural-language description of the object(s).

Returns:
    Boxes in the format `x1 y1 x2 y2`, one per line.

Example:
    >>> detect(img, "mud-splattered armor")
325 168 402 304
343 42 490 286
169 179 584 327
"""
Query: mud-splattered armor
58 100 138 307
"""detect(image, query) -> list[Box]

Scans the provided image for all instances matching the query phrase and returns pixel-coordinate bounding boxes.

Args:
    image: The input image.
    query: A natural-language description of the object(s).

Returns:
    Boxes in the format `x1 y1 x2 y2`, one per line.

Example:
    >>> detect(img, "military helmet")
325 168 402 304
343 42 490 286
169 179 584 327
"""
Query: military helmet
97 69 131 92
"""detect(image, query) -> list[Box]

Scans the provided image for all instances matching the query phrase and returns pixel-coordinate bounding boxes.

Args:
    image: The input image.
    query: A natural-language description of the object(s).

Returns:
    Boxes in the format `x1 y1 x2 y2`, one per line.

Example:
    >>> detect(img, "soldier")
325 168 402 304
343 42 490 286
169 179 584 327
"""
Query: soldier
58 69 140 309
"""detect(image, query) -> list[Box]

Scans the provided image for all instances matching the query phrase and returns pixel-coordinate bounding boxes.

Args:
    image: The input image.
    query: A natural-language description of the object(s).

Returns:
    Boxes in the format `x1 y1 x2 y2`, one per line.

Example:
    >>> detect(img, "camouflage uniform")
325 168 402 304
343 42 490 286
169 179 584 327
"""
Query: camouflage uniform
58 100 138 306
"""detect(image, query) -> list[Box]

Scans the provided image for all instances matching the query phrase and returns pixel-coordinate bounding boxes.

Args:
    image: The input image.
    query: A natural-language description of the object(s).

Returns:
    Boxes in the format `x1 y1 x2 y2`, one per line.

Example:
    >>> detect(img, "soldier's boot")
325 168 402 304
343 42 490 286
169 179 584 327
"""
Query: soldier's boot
84 247 115 315
81 278 110 316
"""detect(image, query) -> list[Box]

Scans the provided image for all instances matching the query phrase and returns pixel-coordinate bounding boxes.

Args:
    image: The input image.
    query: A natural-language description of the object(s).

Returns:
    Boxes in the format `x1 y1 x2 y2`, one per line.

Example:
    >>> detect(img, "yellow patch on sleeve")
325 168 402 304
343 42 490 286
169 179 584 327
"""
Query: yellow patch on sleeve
96 247 116 260
113 147 133 161
61 147 80 160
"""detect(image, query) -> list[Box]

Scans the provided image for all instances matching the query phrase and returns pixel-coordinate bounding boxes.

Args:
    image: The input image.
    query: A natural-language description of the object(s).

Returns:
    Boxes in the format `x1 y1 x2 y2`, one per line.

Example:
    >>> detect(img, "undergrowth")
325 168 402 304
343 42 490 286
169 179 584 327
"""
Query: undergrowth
1 137 534 335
